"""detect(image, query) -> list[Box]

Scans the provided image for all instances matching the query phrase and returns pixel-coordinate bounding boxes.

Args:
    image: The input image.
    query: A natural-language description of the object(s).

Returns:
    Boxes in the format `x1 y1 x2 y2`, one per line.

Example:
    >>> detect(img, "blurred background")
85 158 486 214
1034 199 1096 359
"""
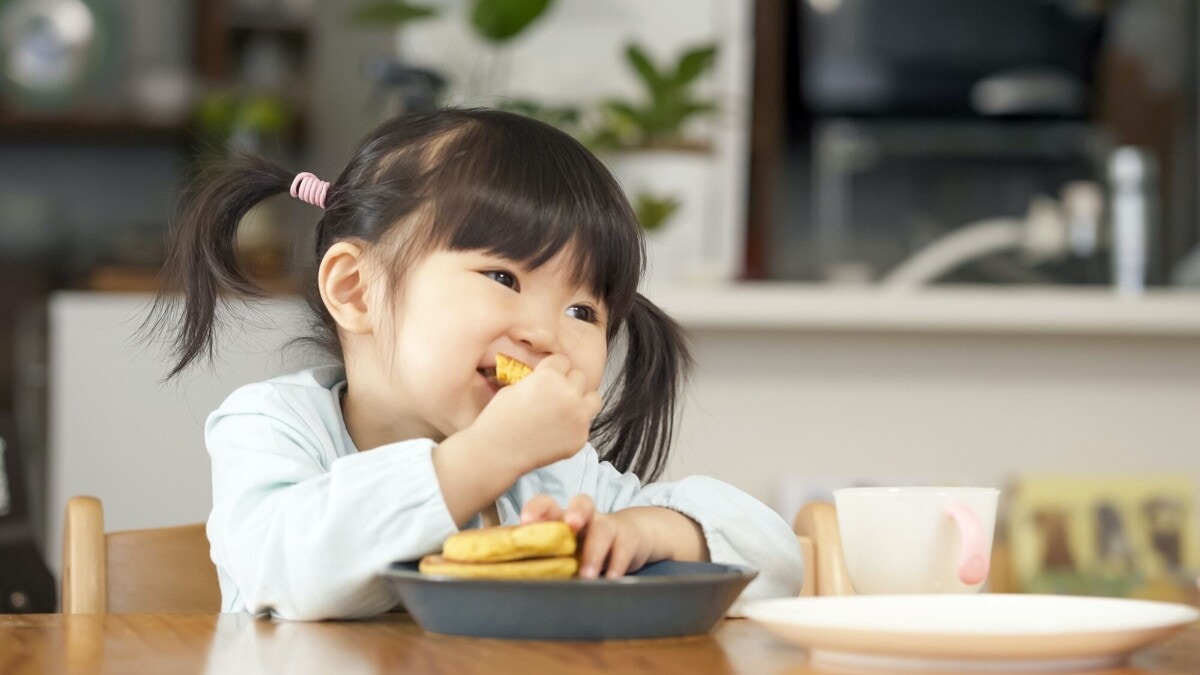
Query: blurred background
0 0 1196 611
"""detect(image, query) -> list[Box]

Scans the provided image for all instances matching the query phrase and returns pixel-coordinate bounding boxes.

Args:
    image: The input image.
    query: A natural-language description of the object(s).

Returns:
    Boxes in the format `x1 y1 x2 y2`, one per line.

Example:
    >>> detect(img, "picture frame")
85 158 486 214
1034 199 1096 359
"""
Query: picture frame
1007 474 1199 603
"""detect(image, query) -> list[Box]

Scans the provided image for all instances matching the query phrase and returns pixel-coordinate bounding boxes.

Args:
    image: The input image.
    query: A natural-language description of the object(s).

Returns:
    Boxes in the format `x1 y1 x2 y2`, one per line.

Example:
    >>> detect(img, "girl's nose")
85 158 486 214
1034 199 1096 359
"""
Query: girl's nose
512 312 557 354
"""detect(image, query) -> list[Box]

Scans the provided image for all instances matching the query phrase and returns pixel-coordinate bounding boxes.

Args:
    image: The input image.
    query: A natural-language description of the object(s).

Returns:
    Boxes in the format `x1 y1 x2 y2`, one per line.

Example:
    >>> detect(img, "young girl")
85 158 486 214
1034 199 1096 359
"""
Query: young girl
150 108 803 620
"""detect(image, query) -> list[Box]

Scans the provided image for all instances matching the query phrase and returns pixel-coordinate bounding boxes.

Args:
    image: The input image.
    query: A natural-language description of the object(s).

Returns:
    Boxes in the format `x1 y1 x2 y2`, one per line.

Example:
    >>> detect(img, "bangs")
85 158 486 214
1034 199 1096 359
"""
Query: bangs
424 115 644 320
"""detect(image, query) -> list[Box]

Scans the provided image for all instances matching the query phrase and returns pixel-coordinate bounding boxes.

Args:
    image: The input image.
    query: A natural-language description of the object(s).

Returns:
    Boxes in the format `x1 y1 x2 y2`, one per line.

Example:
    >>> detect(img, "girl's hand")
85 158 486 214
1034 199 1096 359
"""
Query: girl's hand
520 494 710 579
473 354 602 472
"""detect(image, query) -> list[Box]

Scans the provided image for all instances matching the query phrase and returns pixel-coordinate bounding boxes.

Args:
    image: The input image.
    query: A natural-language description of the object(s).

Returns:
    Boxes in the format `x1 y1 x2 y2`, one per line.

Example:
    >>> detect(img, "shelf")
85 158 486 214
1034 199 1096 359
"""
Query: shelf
645 283 1200 337
227 11 312 34
0 110 191 143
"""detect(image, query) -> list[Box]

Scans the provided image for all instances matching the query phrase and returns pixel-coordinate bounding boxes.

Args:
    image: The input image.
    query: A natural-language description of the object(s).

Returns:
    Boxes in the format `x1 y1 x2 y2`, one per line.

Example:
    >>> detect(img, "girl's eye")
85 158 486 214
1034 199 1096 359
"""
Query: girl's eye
566 305 599 324
483 270 518 290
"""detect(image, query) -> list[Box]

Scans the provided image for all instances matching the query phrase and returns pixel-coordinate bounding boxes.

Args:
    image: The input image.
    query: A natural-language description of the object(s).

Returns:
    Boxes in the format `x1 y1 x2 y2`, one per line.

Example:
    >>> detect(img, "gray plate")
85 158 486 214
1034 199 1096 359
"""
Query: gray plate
382 560 757 640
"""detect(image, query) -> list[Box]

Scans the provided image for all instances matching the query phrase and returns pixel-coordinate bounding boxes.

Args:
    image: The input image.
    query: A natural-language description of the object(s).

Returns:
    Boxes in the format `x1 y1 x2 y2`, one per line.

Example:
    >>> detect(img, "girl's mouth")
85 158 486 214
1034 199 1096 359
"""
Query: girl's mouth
479 367 502 390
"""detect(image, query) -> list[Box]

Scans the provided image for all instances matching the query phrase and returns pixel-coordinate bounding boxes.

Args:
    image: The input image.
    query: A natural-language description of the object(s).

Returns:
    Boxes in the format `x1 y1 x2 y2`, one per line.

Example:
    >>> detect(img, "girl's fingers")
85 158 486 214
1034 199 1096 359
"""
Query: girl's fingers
564 494 594 532
604 533 636 579
566 368 587 393
520 494 563 524
535 354 570 375
579 516 616 579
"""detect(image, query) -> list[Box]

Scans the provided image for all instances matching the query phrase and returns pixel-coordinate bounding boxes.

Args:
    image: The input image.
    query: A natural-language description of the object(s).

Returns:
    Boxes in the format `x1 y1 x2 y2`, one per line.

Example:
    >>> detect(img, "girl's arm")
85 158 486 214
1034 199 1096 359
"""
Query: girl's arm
430 425 528 526
619 505 709 563
510 446 805 603
207 399 460 621
432 353 603 526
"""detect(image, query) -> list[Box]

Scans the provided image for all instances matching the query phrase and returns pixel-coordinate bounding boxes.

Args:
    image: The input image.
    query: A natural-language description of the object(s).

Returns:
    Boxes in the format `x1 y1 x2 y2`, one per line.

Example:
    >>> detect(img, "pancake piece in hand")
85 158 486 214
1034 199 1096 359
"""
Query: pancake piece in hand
495 353 532 386
418 554 579 580
443 521 575 562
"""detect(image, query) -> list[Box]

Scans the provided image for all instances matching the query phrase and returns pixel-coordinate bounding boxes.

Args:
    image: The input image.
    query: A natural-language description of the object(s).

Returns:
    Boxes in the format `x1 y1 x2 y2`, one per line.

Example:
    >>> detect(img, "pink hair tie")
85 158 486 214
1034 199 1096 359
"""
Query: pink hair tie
290 172 329 209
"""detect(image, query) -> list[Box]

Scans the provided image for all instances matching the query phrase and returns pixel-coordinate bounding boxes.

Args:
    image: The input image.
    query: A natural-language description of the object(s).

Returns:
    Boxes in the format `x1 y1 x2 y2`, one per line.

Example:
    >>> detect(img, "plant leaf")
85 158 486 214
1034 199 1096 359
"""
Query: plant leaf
583 127 622 152
681 100 718 117
625 43 664 93
590 100 644 149
497 98 581 132
471 0 555 43
675 44 718 85
609 44 720 147
604 101 649 137
603 100 642 123
635 192 681 231
349 1 439 25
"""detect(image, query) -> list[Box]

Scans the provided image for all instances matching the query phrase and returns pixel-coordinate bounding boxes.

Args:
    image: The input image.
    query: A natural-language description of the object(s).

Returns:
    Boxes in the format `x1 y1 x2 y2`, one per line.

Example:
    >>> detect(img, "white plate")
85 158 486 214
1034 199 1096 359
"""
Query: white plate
742 594 1199 671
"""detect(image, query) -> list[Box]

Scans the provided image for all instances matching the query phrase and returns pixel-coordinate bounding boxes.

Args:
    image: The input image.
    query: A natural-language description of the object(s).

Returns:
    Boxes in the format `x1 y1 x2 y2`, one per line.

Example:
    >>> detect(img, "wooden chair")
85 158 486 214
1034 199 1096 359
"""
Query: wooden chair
794 501 854 596
61 496 220 613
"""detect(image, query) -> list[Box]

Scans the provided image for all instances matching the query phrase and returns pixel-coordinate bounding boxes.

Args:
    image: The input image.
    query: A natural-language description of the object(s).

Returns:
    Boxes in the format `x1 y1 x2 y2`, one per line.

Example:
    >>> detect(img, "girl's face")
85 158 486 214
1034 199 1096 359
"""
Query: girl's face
368 246 609 442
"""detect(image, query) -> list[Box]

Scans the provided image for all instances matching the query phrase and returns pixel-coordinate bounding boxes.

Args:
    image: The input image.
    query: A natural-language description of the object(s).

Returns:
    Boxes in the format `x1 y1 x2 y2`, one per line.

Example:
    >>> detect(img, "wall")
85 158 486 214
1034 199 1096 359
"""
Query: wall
46 294 315 577
673 327 1200 519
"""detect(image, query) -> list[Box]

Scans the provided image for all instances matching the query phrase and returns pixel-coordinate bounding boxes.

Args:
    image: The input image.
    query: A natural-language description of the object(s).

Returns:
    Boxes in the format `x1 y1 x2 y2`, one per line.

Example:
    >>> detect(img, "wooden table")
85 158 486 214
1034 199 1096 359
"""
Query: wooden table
1 613 1196 675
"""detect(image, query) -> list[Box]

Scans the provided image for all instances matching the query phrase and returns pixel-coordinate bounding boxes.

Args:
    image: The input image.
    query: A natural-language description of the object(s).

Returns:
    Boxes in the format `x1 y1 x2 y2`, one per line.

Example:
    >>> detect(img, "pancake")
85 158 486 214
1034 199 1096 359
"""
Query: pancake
418 554 579 580
442 521 576 563
495 353 532 386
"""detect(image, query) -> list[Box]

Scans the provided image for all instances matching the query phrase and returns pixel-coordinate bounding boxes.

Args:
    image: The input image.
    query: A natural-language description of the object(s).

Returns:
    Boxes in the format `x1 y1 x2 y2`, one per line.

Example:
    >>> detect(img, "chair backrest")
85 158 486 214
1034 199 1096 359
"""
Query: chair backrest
793 501 855 596
61 495 220 613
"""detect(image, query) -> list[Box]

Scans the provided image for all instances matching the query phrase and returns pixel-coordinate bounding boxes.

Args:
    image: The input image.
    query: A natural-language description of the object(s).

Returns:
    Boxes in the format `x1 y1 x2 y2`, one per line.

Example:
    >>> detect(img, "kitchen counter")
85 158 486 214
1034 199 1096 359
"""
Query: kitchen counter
648 284 1200 336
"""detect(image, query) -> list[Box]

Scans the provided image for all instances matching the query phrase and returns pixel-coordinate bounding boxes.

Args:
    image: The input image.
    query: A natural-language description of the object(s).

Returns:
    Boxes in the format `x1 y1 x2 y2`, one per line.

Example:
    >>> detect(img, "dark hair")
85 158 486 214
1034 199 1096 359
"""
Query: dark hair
147 107 691 480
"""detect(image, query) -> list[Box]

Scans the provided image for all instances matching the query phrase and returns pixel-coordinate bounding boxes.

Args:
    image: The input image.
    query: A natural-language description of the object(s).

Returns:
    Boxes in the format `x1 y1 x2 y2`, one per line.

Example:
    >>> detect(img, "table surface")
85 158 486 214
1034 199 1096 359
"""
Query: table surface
1 613 1197 675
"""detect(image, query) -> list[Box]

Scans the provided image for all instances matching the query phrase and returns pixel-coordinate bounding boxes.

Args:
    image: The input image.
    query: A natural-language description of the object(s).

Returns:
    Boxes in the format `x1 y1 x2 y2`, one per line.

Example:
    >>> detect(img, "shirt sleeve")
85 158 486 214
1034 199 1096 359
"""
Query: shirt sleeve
206 406 459 621
514 446 805 608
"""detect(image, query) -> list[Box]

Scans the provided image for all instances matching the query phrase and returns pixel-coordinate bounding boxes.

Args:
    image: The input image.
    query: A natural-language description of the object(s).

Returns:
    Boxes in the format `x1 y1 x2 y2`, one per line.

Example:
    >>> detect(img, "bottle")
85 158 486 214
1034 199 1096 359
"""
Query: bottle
1107 147 1158 296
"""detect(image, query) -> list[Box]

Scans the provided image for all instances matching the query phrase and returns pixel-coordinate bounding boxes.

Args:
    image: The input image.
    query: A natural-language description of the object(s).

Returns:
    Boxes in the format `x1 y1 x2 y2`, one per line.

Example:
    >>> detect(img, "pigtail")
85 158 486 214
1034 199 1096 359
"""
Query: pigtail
591 294 693 481
144 154 296 379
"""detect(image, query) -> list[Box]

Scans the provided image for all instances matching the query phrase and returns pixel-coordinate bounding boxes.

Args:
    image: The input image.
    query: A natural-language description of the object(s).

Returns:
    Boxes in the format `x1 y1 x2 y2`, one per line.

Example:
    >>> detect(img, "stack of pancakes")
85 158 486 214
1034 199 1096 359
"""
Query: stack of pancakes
419 522 579 579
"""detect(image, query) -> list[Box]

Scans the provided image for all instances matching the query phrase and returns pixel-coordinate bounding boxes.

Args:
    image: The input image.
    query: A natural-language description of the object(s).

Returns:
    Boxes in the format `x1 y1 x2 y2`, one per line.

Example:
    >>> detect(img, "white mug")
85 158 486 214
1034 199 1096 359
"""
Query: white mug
834 486 999 594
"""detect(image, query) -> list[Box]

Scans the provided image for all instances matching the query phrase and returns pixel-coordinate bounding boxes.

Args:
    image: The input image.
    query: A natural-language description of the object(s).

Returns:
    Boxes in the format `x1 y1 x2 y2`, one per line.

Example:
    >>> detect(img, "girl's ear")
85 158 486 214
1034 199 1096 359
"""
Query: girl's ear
318 241 374 335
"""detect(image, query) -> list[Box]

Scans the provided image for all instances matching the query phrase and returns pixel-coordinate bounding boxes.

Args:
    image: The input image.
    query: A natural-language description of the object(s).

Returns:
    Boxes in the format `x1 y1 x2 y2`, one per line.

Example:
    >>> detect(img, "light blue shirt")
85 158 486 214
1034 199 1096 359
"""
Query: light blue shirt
206 366 804 620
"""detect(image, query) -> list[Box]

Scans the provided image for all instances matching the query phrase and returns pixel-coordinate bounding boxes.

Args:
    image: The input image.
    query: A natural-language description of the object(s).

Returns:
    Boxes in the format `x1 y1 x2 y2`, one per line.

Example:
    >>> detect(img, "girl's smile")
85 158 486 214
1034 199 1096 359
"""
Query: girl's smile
479 366 502 392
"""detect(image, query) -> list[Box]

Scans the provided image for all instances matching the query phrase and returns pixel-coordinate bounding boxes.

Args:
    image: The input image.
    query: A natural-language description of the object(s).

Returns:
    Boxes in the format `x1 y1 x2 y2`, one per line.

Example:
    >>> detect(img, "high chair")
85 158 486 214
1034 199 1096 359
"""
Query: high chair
793 501 854 596
61 495 220 613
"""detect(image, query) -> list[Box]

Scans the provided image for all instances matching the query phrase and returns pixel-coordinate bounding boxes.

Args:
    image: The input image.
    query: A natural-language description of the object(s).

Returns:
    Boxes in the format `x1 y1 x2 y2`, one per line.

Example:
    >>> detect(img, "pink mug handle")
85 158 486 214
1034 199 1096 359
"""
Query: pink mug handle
945 502 989 585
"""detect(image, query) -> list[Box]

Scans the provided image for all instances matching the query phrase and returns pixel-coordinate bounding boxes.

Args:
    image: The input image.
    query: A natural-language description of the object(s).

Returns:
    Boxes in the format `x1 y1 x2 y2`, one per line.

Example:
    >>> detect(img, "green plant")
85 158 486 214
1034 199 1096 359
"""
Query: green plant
350 0 554 45
470 0 555 43
633 191 681 232
196 91 292 156
592 42 718 151
496 98 583 135
349 1 438 26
